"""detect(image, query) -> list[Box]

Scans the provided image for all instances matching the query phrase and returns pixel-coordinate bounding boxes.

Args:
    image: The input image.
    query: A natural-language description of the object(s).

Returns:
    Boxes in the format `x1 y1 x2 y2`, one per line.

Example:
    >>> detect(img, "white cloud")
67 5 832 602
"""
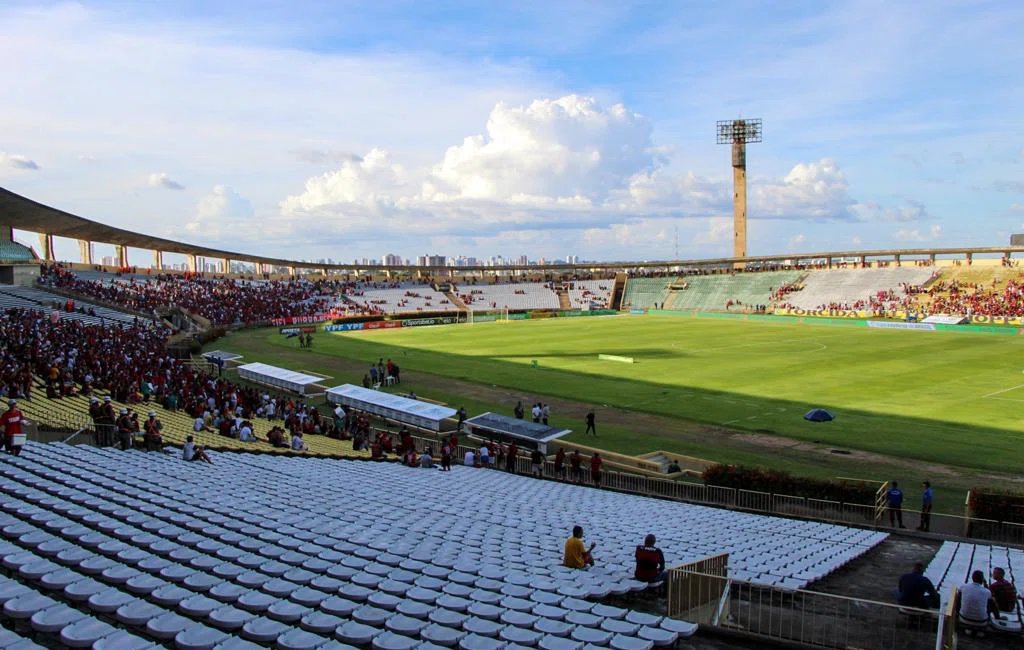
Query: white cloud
185 185 254 238
148 172 185 190
851 235 863 245
929 224 942 239
788 233 807 248
0 153 39 170
895 228 925 242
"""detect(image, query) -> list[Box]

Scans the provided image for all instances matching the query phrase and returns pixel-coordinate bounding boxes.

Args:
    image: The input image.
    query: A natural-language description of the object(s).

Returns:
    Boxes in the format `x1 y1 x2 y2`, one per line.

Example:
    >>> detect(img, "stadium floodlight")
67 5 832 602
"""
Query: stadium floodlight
717 118 763 262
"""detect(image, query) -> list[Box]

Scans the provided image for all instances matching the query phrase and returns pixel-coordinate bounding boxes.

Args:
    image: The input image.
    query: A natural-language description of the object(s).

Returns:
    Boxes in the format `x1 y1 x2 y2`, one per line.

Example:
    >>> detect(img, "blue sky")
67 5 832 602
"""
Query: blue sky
1 0 1022 264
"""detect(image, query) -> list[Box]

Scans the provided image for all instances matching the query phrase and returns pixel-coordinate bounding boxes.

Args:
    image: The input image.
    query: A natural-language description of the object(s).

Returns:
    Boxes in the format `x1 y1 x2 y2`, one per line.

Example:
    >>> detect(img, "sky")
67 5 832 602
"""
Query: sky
1 0 1023 265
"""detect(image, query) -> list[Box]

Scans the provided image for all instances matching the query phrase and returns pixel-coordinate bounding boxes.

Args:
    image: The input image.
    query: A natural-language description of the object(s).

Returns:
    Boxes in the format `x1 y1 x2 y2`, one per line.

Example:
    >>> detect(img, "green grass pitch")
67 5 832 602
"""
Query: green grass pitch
232 314 1024 476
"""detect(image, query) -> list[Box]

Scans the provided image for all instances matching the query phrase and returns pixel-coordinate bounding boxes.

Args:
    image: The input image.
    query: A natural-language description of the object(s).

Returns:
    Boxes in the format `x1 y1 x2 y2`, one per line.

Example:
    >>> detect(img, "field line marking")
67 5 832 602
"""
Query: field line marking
986 396 1024 403
981 383 1024 398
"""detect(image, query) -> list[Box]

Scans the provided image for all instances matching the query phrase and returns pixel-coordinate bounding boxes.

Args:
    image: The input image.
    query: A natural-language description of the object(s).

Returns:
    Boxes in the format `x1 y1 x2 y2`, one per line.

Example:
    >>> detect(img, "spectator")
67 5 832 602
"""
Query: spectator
634 534 667 582
290 431 306 451
957 570 997 633
478 443 490 467
463 448 476 467
570 450 582 483
554 447 566 480
886 481 905 528
0 399 25 456
419 447 434 469
457 407 467 429
585 411 596 436
590 452 602 486
192 444 212 464
989 567 1017 613
182 435 197 461
531 403 541 423
917 481 933 532
542 403 550 425
513 400 524 419
440 443 452 471
667 459 682 473
531 448 544 477
505 442 518 473
116 408 134 450
143 411 164 452
897 562 939 609
563 525 596 569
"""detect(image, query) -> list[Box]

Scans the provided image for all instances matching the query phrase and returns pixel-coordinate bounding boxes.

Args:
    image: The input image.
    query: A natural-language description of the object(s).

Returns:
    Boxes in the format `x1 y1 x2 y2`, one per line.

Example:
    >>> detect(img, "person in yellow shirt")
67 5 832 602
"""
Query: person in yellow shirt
563 525 596 568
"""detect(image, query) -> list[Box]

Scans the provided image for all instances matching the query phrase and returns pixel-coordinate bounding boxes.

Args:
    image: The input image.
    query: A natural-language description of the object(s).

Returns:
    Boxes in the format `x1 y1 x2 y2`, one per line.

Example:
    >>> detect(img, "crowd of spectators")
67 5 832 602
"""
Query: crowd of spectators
921 278 1024 317
39 264 348 326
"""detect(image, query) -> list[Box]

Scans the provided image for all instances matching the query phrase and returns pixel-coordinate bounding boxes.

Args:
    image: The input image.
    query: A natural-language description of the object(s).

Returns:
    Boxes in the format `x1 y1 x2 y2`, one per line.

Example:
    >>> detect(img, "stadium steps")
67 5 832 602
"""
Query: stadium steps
18 377 370 459
621 278 672 310
662 272 802 312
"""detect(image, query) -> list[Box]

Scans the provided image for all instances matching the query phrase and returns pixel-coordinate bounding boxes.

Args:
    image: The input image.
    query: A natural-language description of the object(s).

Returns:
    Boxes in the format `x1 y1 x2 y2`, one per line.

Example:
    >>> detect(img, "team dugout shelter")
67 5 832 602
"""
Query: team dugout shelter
237 362 327 396
461 412 571 453
326 384 457 433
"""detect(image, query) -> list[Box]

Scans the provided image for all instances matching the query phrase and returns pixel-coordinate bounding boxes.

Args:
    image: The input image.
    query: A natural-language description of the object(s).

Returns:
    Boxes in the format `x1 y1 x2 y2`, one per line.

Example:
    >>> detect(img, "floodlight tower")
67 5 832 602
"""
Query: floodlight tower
716 118 762 260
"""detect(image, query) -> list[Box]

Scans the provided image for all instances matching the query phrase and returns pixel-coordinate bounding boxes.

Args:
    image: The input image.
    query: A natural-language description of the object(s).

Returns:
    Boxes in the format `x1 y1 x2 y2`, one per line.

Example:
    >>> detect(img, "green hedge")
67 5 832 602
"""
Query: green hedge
968 488 1024 523
702 464 878 503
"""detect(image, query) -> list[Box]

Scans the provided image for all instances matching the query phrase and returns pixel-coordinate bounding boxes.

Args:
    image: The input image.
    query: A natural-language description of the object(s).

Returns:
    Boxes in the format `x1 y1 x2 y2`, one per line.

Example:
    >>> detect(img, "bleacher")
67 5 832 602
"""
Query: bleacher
662 272 802 312
0 285 143 326
343 285 453 315
16 377 370 460
620 279 671 310
923 541 1022 631
782 267 935 310
0 441 893 648
461 283 560 312
565 281 612 310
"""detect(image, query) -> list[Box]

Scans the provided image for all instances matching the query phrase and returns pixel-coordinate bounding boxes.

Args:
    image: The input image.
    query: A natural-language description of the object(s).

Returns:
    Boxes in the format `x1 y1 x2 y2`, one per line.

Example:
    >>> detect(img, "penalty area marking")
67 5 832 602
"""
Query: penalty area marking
598 354 634 364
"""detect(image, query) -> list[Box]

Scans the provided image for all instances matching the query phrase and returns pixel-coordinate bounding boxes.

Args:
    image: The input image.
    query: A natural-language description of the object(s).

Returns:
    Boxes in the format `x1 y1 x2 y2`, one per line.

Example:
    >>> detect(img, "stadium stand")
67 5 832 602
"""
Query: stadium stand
923 541 1022 631
565 281 613 310
342 284 454 315
460 283 561 312
38 265 344 326
779 267 937 311
662 271 803 312
620 279 671 310
0 441 892 648
0 284 141 326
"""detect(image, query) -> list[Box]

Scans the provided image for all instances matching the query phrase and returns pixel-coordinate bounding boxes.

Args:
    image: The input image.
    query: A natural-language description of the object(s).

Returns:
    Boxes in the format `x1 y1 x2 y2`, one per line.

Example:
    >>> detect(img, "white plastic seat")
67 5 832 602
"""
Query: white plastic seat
430 608 470 629
209 582 248 603
179 594 221 618
174 624 229 650
459 633 506 650
237 590 277 613
92 629 157 650
276 628 331 650
115 599 165 625
373 632 419 650
208 605 256 631
500 626 542 647
267 600 311 622
468 602 503 621
570 628 612 646
533 619 572 637
369 592 403 611
336 620 380 645
300 611 344 635
151 584 193 607
29 603 87 633
60 617 117 648
658 618 696 638
537 636 583 650
397 599 436 620
354 604 391 626
608 636 651 650
636 627 676 647
241 616 290 643
86 589 137 614
321 596 360 617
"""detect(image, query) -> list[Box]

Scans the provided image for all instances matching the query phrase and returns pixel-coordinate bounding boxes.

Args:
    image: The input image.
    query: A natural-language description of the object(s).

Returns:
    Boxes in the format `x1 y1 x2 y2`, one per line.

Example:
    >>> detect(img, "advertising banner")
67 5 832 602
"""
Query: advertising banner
279 325 317 335
774 308 872 319
866 321 936 331
969 314 1022 326
401 317 459 328
323 323 365 332
363 320 402 330
271 313 340 326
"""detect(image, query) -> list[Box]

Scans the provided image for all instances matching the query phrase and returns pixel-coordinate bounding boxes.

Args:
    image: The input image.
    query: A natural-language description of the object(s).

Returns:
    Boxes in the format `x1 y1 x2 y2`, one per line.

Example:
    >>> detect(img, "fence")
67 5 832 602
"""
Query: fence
667 564 942 650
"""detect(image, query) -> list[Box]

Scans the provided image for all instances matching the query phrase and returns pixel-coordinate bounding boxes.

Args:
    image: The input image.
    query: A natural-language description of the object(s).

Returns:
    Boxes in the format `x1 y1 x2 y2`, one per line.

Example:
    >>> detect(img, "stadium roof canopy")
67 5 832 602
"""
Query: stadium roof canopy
5 185 1024 272
236 362 327 396
462 412 571 452
325 384 457 432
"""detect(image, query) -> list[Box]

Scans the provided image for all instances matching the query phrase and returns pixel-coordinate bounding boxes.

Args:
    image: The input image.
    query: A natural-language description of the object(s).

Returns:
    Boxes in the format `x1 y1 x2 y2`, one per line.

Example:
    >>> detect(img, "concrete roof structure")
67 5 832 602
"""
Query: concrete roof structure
4 186 1024 273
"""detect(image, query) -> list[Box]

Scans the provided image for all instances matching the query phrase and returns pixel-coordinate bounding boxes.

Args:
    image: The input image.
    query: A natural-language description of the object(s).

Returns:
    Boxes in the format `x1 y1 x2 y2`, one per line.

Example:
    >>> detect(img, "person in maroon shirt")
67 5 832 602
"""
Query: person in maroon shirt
554 447 566 480
505 442 518 473
989 567 1018 613
590 452 602 486
634 534 667 582
570 450 582 483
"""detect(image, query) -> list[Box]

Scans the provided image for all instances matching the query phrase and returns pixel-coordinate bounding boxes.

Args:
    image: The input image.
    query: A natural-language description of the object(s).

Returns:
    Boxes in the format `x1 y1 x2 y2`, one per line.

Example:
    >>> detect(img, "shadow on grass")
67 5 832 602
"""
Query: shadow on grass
247 331 1022 475
496 349 688 360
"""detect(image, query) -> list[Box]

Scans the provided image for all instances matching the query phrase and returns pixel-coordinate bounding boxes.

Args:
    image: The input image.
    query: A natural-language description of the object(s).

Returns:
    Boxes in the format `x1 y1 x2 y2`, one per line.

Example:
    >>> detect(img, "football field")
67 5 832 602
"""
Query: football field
239 314 1024 475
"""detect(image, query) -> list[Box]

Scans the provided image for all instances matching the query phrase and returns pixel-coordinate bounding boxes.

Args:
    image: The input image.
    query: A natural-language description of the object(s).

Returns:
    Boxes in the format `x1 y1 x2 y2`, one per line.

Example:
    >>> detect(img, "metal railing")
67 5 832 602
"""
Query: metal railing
667 565 942 650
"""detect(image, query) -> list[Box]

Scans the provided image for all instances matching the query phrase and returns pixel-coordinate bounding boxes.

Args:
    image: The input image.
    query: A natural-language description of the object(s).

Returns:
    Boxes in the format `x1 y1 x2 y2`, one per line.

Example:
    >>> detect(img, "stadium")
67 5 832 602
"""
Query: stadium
2 4 1023 650
0 181 1023 650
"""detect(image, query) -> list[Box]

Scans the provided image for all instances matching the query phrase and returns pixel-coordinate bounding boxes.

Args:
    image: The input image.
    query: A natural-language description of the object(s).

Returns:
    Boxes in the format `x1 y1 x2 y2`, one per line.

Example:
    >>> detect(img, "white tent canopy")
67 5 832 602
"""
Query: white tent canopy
237 362 326 395
326 384 457 432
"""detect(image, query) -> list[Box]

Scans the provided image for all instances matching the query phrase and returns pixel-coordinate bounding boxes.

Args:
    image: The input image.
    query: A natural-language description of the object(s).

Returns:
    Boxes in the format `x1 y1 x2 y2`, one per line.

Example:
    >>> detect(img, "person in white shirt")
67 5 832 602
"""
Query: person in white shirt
182 436 196 461
464 450 476 467
291 433 306 451
239 424 255 442
193 416 205 432
957 570 997 629
479 445 490 465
